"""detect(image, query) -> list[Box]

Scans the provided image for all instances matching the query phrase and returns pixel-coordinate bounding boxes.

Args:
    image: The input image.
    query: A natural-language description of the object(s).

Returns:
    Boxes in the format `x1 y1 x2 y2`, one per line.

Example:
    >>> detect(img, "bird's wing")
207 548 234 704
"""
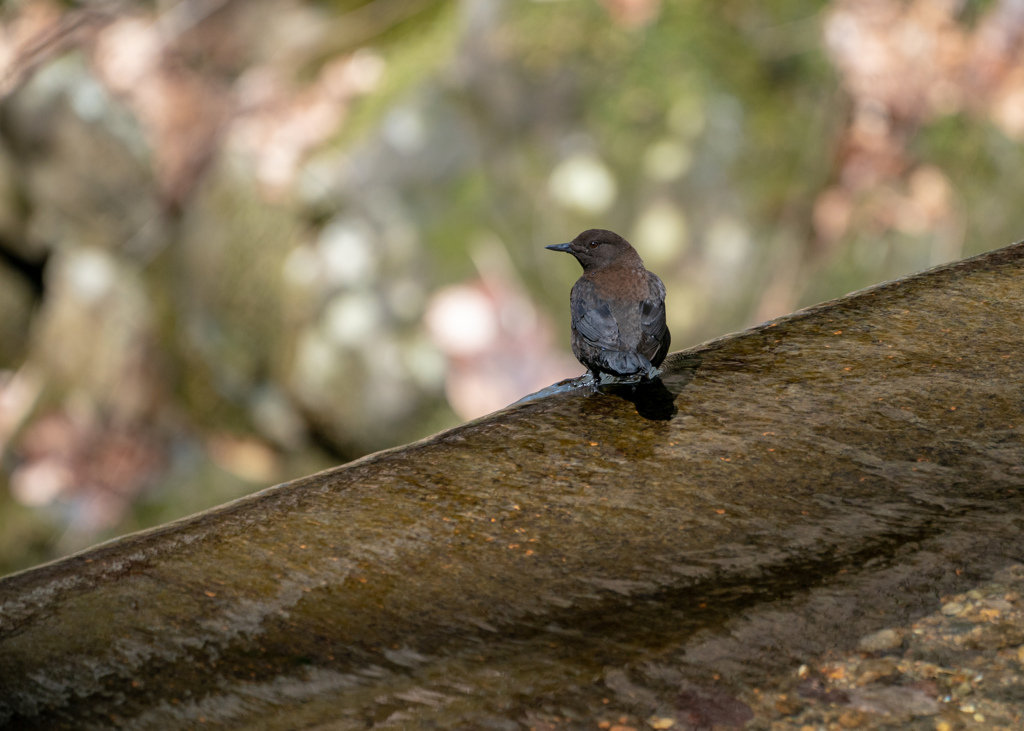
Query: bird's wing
638 274 670 366
570 279 620 349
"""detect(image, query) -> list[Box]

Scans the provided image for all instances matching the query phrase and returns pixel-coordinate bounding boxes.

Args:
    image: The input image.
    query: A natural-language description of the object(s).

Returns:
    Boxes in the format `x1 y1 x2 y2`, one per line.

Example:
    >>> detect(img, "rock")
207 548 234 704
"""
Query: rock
837 709 866 727
857 628 904 653
3 241 1024 728
848 686 940 716
855 657 898 684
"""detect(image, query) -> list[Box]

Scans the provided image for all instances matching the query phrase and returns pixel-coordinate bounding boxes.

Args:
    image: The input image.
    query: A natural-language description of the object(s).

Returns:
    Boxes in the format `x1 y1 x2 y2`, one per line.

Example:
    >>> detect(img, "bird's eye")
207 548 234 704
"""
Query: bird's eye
589 241 599 249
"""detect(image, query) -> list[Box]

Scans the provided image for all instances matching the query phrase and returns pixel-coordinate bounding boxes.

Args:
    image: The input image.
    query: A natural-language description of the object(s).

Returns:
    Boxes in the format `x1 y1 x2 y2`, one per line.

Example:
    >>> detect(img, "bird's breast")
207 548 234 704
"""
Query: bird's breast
586 266 649 301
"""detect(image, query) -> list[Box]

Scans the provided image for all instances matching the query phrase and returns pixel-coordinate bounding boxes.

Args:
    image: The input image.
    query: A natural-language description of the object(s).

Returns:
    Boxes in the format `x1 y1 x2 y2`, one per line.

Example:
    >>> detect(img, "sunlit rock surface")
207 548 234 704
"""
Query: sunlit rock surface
2 242 1023 729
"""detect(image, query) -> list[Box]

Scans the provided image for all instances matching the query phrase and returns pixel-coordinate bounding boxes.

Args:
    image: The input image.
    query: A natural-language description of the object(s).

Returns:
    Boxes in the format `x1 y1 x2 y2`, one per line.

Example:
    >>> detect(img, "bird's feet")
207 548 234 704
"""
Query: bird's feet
592 366 662 386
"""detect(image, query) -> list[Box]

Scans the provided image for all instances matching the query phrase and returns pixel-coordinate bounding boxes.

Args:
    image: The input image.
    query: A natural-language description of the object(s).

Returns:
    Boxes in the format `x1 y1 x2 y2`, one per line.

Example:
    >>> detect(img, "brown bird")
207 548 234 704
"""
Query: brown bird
546 229 670 380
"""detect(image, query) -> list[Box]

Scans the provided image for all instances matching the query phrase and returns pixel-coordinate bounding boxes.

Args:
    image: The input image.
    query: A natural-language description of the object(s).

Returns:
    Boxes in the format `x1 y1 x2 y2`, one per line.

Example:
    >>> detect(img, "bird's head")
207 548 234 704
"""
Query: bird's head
545 229 644 272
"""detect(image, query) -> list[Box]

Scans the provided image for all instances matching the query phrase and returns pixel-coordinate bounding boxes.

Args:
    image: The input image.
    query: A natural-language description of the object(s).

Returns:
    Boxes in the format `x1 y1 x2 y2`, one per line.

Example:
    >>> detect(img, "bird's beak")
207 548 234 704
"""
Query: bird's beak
545 242 572 253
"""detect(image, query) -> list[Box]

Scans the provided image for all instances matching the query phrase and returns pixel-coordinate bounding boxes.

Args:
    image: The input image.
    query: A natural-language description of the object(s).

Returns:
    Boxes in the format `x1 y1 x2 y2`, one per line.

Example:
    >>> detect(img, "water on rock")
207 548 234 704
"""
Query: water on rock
1 242 1023 729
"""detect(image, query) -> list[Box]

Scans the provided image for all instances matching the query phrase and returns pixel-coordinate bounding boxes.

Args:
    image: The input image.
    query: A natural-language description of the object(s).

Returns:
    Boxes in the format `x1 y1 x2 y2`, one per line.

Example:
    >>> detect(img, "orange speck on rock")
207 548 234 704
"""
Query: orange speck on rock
833 331 842 335
950 406 957 410
715 509 726 515
589 442 599 446
824 665 847 680
204 591 216 597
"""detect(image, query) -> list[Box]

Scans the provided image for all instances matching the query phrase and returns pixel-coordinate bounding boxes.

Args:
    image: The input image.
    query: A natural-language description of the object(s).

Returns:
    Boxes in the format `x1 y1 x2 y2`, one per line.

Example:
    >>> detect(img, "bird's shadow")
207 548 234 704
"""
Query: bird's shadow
598 377 679 421
515 355 700 422
597 354 701 420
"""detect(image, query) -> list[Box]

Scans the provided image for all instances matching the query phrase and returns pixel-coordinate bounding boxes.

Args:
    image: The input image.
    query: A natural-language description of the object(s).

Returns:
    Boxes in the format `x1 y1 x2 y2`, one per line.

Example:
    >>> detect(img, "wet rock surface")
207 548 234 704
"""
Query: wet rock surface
746 564 1024 730
1 241 1024 729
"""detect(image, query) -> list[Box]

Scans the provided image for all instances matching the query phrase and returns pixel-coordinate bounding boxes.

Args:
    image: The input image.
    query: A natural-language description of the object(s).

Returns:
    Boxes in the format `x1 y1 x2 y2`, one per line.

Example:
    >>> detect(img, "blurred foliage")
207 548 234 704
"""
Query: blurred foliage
0 0 1023 576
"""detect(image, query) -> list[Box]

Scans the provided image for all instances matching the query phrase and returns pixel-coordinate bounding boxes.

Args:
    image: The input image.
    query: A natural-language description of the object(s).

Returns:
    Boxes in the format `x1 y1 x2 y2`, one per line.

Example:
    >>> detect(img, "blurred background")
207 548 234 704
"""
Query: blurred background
1 0 1023 575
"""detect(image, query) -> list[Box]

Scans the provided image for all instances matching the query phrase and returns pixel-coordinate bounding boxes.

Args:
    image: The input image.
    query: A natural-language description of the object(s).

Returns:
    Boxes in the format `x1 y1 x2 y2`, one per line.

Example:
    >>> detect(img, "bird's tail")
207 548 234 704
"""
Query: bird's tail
597 350 655 378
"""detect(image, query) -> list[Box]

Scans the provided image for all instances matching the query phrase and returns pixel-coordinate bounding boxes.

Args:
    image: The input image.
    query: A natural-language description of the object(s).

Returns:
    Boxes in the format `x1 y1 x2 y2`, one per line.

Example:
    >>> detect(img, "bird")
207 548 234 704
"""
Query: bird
546 229 670 380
